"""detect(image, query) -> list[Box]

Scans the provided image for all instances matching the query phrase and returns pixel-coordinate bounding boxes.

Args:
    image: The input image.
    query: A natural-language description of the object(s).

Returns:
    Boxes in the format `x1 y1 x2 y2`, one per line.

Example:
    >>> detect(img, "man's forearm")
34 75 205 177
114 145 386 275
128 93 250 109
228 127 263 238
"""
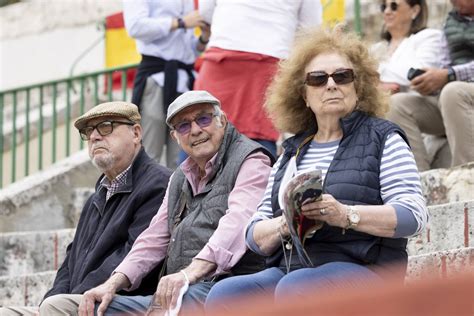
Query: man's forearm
182 259 217 284
105 272 132 292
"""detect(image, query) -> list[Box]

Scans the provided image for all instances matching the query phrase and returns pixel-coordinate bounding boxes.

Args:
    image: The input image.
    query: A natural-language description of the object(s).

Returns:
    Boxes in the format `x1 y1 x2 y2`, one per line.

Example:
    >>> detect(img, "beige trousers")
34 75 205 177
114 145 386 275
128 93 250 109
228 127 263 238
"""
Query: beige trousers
0 294 82 315
388 81 474 171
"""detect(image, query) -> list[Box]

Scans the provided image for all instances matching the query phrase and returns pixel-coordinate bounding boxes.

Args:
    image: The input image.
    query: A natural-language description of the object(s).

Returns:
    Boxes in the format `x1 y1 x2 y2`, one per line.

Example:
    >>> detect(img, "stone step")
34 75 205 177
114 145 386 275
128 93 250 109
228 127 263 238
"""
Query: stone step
0 150 97 233
0 270 55 307
0 229 75 277
407 200 473 256
420 162 474 206
1 246 471 308
1 199 471 278
406 247 473 284
1 159 472 234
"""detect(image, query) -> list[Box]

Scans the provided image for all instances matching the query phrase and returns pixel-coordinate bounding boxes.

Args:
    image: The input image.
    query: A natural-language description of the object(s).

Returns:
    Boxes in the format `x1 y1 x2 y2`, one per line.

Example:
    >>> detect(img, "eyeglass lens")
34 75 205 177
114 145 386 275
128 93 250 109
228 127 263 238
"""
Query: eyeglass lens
380 2 398 13
174 113 215 135
305 69 355 87
80 121 133 140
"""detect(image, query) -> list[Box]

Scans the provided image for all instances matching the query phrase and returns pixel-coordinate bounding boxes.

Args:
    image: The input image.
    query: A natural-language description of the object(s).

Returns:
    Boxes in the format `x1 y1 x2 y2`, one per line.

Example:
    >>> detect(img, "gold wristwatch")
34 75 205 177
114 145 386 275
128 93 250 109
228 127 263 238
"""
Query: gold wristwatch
346 205 360 230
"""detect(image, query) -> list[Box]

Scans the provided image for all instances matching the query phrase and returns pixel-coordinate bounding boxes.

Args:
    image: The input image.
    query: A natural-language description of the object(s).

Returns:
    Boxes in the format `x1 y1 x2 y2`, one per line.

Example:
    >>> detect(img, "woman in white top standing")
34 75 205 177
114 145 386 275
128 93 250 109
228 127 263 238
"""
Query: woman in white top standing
372 0 442 94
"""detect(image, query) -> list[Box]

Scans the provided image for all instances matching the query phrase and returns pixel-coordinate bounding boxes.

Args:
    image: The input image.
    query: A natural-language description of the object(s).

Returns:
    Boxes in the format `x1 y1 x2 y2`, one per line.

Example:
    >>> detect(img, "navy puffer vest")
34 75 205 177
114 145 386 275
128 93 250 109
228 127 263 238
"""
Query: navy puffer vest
270 111 409 274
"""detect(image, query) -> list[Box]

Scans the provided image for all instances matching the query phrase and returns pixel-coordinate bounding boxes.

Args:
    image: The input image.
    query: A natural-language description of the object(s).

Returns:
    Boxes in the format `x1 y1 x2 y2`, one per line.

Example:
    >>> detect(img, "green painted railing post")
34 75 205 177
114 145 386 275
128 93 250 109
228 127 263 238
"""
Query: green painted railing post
80 78 85 150
94 75 99 105
66 80 71 157
0 94 3 188
25 89 30 176
52 84 57 164
38 86 44 171
121 70 127 101
354 0 362 36
12 91 17 183
107 72 113 101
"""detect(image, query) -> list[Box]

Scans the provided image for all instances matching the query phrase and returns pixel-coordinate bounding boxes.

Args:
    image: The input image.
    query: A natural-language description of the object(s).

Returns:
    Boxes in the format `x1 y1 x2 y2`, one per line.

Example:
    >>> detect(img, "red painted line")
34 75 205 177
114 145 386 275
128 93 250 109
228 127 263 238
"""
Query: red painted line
440 255 447 279
54 232 59 270
464 204 469 247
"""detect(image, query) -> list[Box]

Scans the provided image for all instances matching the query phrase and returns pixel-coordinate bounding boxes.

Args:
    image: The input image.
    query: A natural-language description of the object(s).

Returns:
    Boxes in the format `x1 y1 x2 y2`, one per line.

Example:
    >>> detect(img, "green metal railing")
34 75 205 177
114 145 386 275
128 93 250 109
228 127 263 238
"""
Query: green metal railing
0 63 138 188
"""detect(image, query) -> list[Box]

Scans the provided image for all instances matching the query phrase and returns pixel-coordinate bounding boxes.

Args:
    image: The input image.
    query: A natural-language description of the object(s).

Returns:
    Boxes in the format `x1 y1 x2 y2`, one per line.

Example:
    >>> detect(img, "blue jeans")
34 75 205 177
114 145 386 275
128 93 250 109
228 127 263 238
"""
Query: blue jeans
205 262 382 312
100 282 214 315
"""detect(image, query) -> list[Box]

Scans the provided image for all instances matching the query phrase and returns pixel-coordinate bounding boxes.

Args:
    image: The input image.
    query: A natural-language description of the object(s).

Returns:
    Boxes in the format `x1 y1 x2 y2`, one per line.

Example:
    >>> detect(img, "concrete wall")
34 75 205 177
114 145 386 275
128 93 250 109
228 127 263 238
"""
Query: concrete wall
0 0 122 90
0 150 98 232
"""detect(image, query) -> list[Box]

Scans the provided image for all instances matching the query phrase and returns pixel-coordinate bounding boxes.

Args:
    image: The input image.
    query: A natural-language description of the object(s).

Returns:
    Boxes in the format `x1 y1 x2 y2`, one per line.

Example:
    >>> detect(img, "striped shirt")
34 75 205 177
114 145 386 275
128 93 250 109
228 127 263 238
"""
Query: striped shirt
249 133 429 240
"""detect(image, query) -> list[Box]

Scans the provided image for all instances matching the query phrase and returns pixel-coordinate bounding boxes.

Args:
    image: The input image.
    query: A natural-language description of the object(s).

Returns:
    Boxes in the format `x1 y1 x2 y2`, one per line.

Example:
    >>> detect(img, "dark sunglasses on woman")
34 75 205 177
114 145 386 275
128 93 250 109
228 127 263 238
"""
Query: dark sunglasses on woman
304 69 355 87
380 1 398 13
173 112 218 135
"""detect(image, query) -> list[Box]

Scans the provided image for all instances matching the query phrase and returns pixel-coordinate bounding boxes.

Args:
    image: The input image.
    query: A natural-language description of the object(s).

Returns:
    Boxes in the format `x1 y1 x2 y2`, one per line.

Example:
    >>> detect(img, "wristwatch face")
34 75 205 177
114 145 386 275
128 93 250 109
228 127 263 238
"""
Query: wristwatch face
349 212 360 225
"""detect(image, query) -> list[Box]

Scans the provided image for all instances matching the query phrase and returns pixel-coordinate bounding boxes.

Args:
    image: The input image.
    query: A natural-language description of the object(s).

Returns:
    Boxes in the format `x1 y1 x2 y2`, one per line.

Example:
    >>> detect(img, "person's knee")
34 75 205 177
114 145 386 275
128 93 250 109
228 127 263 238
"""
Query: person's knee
387 93 413 120
39 295 69 314
439 82 465 113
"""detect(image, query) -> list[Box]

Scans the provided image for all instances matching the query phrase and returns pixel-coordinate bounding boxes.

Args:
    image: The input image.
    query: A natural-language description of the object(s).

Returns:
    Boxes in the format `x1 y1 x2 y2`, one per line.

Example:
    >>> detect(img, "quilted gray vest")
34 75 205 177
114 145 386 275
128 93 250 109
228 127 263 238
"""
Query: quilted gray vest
165 123 272 275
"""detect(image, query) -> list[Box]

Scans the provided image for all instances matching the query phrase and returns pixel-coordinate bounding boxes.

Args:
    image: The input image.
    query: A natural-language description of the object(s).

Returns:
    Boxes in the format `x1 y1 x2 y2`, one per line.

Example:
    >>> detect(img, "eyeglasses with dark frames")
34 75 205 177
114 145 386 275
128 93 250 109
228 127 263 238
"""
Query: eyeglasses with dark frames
79 120 135 140
172 112 218 135
380 1 398 13
304 69 356 87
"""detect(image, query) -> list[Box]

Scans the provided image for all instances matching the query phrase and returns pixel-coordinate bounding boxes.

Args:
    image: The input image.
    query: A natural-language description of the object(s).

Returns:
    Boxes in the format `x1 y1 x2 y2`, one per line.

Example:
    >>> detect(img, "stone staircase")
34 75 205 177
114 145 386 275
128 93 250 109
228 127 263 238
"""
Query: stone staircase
0 161 472 307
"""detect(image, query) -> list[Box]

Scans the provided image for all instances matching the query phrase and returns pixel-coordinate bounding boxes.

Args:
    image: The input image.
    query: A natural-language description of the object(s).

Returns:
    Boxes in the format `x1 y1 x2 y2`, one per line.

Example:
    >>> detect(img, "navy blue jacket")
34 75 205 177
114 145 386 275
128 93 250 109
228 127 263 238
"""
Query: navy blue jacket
270 111 409 275
44 148 171 299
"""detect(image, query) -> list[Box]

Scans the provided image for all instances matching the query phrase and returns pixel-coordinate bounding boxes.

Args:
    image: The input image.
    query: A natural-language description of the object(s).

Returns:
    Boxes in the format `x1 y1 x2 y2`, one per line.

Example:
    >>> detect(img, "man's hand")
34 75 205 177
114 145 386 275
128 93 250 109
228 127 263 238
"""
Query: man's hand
154 271 188 311
78 273 130 316
411 68 448 95
183 10 207 28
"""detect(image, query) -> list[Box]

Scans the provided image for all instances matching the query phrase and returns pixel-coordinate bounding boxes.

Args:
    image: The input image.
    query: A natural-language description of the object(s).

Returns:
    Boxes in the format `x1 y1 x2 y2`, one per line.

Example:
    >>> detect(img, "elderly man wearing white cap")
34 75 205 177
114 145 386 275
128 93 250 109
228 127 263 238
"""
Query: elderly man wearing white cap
78 91 274 316
0 102 172 316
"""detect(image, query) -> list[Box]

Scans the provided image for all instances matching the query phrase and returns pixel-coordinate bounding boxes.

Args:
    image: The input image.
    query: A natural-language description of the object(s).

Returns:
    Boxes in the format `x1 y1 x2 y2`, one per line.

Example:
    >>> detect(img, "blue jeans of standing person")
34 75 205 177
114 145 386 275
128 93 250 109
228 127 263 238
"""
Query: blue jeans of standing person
100 281 214 315
205 262 382 312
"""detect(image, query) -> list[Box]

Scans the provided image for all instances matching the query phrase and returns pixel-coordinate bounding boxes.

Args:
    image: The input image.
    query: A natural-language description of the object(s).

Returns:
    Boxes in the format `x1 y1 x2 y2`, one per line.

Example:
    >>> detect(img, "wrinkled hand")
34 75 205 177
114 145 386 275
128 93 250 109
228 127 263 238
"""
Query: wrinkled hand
155 272 188 311
79 283 116 316
411 68 448 95
183 10 207 28
300 194 347 228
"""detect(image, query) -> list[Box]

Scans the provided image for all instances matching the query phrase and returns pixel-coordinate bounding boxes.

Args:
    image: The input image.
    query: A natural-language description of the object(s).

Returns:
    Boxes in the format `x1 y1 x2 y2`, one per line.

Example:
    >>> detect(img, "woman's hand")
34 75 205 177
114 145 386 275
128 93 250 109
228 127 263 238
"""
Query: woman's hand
300 194 347 228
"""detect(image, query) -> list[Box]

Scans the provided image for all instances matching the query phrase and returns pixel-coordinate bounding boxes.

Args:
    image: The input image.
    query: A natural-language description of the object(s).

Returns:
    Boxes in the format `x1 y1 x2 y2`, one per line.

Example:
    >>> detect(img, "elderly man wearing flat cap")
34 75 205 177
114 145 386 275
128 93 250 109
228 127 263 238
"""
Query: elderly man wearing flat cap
77 90 274 316
19 102 172 315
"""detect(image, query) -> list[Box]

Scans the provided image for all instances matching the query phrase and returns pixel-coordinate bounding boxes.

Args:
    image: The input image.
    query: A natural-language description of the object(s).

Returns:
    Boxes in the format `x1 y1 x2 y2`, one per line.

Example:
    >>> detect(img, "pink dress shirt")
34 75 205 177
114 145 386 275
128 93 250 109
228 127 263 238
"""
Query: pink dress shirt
114 151 272 290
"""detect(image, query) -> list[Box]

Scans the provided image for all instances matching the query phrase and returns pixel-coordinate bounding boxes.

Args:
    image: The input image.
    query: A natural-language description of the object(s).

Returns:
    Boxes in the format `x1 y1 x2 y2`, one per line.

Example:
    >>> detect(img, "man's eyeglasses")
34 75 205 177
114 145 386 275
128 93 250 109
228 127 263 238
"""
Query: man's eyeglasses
380 1 398 13
304 69 355 87
79 120 135 140
172 112 217 135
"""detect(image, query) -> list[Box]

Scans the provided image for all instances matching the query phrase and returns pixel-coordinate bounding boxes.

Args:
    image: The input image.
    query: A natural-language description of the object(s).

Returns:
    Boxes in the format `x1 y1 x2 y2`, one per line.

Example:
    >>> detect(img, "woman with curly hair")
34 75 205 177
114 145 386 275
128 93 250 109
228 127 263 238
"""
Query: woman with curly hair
204 27 428 310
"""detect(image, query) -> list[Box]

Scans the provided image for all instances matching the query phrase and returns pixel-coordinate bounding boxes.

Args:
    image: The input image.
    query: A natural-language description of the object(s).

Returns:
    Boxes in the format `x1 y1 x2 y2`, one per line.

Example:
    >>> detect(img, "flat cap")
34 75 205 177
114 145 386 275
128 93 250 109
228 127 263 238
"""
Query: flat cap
74 101 141 130
166 90 220 127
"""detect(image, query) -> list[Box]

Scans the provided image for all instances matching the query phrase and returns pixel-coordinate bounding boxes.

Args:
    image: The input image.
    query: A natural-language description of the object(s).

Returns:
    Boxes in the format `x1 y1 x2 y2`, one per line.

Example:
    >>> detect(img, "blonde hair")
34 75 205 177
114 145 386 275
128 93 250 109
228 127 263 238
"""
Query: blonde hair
264 27 389 134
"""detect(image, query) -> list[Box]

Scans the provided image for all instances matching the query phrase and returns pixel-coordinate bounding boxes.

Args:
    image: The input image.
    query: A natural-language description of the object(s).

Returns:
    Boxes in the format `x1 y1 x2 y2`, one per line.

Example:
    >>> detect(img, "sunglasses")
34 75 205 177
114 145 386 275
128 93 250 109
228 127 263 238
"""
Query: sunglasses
79 120 135 140
380 2 398 13
304 69 355 87
173 112 217 135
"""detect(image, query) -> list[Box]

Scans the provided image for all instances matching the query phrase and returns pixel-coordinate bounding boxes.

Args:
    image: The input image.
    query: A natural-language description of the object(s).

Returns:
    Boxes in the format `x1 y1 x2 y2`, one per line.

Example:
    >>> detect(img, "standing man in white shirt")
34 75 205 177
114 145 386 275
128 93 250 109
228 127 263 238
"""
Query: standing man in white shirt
124 0 210 168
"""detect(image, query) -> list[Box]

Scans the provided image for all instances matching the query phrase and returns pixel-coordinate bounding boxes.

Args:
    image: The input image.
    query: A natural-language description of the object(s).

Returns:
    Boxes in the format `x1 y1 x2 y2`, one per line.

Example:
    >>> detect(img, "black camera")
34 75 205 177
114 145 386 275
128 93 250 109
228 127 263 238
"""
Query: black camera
407 67 426 80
